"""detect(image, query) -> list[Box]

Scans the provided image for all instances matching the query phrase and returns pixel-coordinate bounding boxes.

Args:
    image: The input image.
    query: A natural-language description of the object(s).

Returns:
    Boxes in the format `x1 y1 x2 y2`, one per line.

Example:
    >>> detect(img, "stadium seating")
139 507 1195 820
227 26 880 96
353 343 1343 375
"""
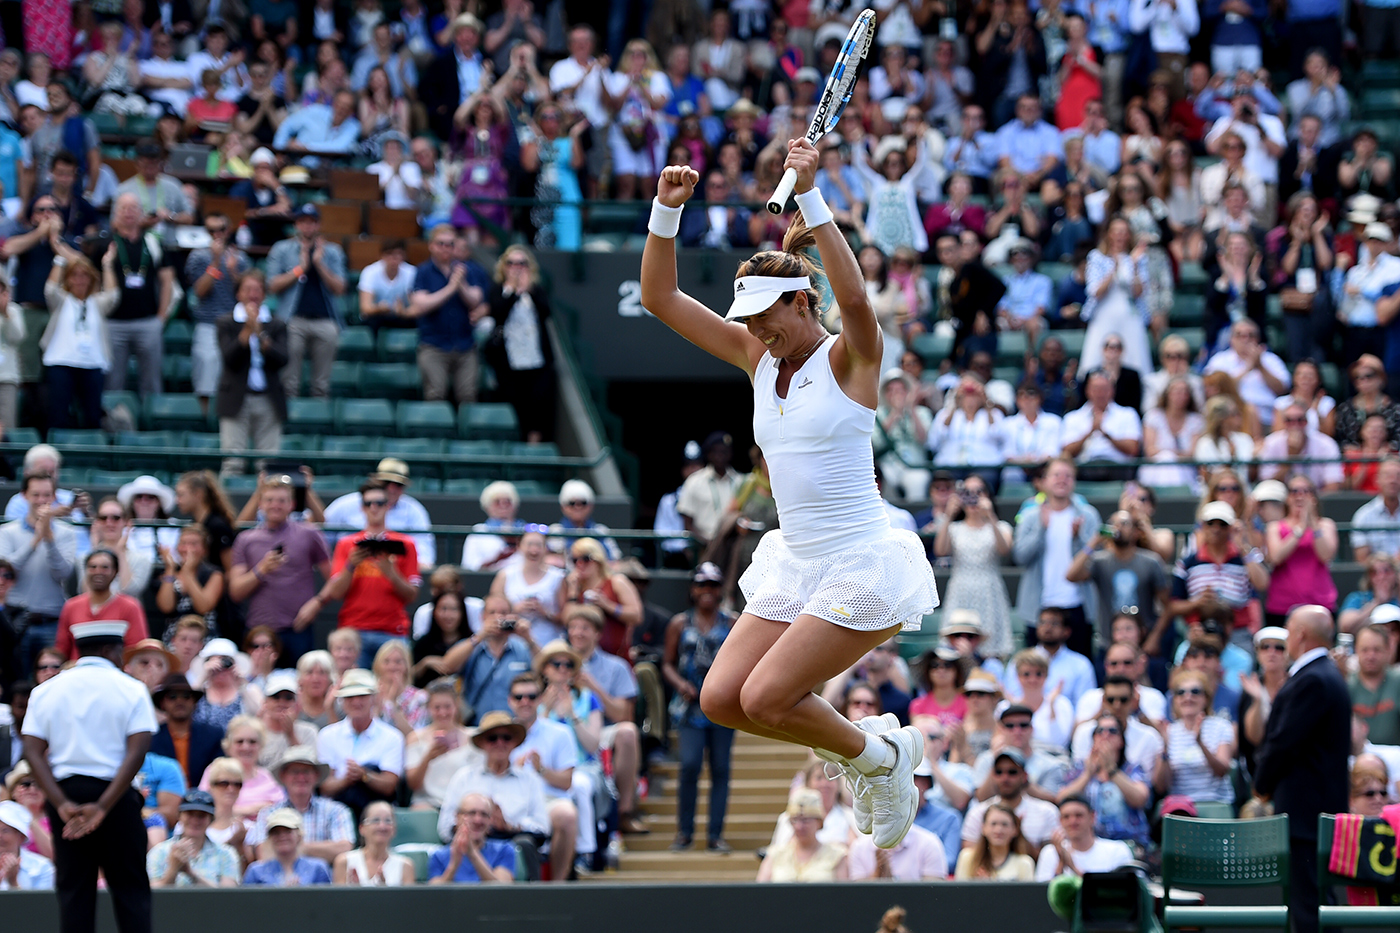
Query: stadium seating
397 401 456 438
459 403 520 441
335 399 396 436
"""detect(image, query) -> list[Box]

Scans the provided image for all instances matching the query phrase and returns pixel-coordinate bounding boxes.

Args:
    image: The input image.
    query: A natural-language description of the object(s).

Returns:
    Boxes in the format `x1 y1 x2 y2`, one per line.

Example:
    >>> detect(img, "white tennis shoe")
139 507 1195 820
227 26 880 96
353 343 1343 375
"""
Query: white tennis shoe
813 713 900 835
864 725 922 849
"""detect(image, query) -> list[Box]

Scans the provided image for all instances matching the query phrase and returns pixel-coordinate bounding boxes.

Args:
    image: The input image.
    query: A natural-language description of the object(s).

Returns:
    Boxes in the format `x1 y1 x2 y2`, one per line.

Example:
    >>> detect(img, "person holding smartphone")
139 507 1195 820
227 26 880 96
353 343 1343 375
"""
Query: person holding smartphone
298 481 421 669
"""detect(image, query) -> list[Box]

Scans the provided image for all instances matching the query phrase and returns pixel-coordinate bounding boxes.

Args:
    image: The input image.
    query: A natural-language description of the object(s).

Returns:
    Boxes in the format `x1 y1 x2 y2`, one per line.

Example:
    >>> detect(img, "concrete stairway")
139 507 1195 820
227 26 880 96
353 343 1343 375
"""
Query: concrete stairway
590 732 809 883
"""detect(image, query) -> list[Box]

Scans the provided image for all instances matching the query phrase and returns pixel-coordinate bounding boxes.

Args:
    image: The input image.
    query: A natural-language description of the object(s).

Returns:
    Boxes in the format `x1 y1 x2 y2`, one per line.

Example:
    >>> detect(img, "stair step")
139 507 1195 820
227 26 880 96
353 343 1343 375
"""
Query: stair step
644 794 791 816
618 850 762 872
580 868 760 883
650 762 801 781
624 830 774 852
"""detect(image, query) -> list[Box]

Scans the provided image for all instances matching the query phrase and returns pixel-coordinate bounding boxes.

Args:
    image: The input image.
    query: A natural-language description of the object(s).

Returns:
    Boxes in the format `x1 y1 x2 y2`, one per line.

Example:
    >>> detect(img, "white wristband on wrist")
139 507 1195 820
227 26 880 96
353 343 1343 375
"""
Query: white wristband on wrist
648 199 683 239
793 187 834 228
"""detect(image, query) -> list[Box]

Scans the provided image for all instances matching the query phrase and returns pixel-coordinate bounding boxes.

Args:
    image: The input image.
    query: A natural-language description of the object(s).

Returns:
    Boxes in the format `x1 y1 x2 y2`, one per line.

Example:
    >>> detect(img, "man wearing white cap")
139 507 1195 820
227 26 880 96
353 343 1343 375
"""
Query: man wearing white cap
1169 500 1271 637
22 620 157 933
1350 622 1400 747
0 798 54 889
550 479 620 562
1350 457 1400 565
256 670 319 769
316 670 403 816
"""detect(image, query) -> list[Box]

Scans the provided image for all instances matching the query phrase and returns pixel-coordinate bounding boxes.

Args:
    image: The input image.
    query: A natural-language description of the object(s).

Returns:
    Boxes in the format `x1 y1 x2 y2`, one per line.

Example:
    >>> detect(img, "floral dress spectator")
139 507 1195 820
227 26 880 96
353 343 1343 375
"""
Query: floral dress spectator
450 93 511 242
84 22 148 117
371 639 429 734
1080 219 1152 375
851 133 930 256
1060 714 1151 848
1336 356 1400 451
875 371 933 501
933 474 1015 659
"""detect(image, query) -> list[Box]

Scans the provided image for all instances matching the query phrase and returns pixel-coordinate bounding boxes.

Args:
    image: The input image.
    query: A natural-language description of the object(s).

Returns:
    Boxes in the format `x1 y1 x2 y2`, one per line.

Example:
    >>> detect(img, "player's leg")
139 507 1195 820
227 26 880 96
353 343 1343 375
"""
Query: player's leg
699 613 798 743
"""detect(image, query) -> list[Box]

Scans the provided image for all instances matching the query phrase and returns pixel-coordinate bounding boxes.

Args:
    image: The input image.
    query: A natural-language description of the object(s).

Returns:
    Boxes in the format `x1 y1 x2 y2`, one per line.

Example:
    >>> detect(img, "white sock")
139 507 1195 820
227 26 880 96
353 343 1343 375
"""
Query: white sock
850 732 896 775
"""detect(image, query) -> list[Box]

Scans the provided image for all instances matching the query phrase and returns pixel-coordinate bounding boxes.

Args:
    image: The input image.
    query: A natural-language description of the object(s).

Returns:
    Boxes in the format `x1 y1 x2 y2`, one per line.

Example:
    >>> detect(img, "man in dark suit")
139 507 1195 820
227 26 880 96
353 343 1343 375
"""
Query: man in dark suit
423 13 487 143
148 675 224 785
1278 114 1341 207
1253 605 1352 933
216 281 289 476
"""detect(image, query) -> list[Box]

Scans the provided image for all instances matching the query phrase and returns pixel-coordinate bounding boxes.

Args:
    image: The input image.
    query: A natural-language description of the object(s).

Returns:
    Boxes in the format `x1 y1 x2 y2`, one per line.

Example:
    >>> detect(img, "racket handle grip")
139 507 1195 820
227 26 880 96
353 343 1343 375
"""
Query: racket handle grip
767 168 798 215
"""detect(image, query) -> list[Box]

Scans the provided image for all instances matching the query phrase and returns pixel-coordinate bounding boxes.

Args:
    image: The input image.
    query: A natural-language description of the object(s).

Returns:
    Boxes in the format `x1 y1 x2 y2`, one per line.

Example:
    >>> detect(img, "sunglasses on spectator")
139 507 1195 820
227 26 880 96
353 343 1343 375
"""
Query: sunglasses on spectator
97 512 124 521
1174 687 1205 697
1258 642 1286 652
548 659 576 669
1093 726 1121 736
1289 486 1313 495
1357 789 1387 799
573 554 595 563
37 662 63 671
212 780 243 788
1103 695 1132 705
993 768 1023 776
511 692 539 701
506 258 530 267
1216 485 1241 493
362 499 388 507
564 500 589 507
481 732 515 744
1002 721 1032 730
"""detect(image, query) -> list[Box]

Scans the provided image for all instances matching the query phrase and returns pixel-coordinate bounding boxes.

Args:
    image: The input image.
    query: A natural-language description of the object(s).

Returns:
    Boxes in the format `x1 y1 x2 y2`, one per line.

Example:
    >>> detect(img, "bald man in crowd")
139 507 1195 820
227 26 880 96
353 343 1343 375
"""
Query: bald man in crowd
1252 605 1350 933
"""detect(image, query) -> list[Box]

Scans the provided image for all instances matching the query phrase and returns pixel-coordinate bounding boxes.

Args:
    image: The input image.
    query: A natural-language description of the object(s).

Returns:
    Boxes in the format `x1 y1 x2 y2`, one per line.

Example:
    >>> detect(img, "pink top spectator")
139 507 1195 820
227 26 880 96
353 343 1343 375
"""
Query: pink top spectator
909 692 967 725
846 823 949 880
200 763 285 814
1265 523 1337 615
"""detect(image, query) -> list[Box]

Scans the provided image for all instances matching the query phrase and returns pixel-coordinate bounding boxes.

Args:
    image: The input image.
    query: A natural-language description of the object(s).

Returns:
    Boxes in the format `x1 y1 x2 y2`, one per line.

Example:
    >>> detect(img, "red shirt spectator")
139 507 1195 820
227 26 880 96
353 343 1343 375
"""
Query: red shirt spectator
329 531 421 635
55 550 148 657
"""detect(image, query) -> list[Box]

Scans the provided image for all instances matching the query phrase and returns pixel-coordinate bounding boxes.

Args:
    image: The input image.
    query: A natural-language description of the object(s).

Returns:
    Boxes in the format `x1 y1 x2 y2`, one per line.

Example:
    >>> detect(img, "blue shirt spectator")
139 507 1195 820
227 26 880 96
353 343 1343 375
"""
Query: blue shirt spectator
999 264 1056 324
411 246 484 353
272 96 362 155
1084 0 1131 53
944 106 999 179
242 856 333 885
813 163 868 214
428 839 516 883
459 636 535 723
1204 0 1266 69
1194 81 1281 123
915 791 965 862
994 102 1064 178
137 752 187 818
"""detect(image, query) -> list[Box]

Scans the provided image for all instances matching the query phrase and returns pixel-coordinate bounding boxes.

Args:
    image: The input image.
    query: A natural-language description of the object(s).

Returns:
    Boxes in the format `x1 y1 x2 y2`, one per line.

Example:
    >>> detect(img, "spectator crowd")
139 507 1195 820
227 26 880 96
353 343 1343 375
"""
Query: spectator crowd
3 0 1400 900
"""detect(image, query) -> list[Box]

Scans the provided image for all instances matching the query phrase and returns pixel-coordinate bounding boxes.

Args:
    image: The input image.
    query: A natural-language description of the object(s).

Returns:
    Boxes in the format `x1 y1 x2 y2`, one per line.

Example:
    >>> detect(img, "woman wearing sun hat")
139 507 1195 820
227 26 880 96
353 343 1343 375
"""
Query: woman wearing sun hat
117 475 181 558
0 799 55 889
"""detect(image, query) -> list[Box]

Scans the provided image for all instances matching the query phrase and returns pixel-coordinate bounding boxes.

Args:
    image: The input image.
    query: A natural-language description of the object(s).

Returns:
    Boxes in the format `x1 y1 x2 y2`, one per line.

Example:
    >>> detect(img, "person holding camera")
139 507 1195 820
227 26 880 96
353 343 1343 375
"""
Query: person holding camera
440 594 540 724
296 481 420 669
1205 90 1285 226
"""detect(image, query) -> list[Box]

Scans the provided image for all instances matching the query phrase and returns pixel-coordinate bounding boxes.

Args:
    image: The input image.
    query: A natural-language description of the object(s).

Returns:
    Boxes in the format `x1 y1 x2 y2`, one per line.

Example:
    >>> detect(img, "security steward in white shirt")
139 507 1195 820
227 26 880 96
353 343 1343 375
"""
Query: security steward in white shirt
22 621 157 933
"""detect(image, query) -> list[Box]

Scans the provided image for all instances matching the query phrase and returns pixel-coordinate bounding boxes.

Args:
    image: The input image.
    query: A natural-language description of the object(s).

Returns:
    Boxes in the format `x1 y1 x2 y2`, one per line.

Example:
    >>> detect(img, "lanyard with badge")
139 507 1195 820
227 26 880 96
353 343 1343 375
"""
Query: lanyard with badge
118 235 150 290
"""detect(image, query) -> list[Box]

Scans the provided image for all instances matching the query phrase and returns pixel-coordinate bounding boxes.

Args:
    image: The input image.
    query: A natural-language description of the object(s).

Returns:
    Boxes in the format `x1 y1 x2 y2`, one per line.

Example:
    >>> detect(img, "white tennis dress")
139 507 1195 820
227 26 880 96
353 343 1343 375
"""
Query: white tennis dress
740 335 939 631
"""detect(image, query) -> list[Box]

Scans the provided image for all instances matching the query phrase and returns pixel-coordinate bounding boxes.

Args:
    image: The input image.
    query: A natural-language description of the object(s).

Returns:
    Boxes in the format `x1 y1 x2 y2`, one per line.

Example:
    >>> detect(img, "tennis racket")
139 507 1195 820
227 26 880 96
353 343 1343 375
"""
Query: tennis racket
766 9 877 215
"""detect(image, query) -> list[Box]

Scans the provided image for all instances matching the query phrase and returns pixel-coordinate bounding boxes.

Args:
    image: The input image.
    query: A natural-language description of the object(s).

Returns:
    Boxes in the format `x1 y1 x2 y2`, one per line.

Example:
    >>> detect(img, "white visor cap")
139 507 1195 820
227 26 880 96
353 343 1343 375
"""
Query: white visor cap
725 275 812 321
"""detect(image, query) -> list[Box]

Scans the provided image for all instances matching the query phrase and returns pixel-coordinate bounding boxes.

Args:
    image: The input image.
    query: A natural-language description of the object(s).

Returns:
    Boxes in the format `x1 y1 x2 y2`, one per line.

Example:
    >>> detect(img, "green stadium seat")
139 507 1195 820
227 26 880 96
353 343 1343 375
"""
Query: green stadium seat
1362 88 1400 115
1178 262 1208 294
1037 262 1073 284
337 327 376 362
415 477 443 493
125 116 156 138
61 468 94 485
1161 815 1290 931
279 434 322 452
145 394 209 432
397 401 455 438
382 437 446 458
1044 330 1085 359
910 331 953 365
163 356 193 392
992 366 1021 386
320 435 377 455
102 390 141 427
506 442 563 483
48 429 110 468
1170 294 1206 327
115 431 182 472
394 846 432 883
377 329 419 364
511 480 555 497
458 403 519 441
444 478 488 496
996 331 1028 367
316 475 364 494
87 470 138 487
447 440 503 478
335 399 396 435
363 363 420 401
184 433 221 466
287 398 335 435
91 111 125 137
1363 59 1400 88
221 474 261 493
329 361 363 398
588 202 640 234
5 428 41 446
164 319 192 356
390 808 440 846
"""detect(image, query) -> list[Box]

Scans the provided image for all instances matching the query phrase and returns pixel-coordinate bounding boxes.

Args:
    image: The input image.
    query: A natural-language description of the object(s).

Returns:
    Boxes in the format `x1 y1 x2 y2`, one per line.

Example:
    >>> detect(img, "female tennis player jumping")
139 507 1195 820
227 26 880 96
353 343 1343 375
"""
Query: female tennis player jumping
639 139 938 848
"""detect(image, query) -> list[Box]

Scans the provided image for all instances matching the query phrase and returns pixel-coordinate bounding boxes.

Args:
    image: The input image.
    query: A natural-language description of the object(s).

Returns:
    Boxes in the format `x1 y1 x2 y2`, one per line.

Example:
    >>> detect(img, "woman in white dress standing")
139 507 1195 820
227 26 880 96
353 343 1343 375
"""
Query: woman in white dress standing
640 140 938 850
1080 216 1153 375
932 474 1014 660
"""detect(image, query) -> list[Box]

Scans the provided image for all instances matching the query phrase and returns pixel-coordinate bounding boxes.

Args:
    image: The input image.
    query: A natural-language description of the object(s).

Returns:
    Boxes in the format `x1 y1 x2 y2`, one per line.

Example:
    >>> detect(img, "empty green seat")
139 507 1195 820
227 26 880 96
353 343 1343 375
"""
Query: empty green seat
87 470 139 487
115 431 182 472
1170 293 1206 328
316 474 364 494
337 327 376 362
287 398 335 435
48 429 110 468
364 363 420 400
995 331 1028 367
279 434 322 452
163 356 193 392
506 441 563 482
1178 262 1208 294
319 437 379 473
377 329 419 364
222 474 261 493
330 361 363 398
320 435 375 453
145 394 209 432
910 331 953 365
163 319 193 356
510 480 555 497
443 478 488 496
415 477 443 493
397 401 455 438
184 433 221 468
447 440 502 478
1162 815 1290 931
459 403 519 441
5 428 41 446
1037 262 1073 284
391 808 441 846
335 399 395 435
382 437 445 458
